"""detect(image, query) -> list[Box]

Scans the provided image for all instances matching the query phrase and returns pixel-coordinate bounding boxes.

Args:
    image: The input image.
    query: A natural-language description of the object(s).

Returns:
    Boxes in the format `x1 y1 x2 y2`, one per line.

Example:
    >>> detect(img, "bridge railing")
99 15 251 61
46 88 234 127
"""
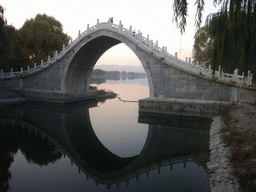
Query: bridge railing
0 19 253 87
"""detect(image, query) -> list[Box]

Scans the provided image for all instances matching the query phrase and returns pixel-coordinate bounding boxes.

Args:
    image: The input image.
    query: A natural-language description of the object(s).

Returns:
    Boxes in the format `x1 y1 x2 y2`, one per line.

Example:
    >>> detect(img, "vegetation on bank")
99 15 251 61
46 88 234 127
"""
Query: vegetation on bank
173 0 256 83
92 69 146 80
0 6 70 72
89 85 116 96
220 108 256 191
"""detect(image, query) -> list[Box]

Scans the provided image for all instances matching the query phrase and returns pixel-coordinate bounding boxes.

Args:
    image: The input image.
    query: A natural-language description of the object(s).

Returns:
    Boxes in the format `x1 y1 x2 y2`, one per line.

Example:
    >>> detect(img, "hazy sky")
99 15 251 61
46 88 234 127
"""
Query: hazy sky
2 0 220 66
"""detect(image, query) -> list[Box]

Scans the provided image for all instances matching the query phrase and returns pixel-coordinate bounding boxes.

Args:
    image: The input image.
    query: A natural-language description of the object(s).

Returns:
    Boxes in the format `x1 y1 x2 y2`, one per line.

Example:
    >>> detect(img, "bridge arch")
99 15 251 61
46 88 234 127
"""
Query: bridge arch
61 29 155 97
1 20 255 104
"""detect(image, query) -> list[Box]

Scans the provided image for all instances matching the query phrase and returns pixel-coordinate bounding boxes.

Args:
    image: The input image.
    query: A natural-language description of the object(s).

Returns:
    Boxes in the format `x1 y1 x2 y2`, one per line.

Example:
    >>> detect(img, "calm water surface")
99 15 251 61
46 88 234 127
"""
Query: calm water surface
0 78 212 191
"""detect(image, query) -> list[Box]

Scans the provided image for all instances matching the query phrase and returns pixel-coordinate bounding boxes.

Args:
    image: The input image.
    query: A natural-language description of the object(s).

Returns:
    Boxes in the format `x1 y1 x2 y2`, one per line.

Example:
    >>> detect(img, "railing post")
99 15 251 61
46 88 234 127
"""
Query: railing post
233 69 238 83
129 26 132 37
218 65 222 79
108 19 112 29
97 19 99 29
161 46 165 58
118 21 122 33
250 73 253 86
87 24 90 33
150 40 153 53
147 34 149 43
69 38 73 47
203 62 206 74
156 40 158 48
21 67 23 73
41 60 44 67
34 63 36 70
185 57 188 63
48 55 51 64
27 65 30 72
78 30 81 38
62 44 65 53
139 32 143 44
197 61 199 66
11 68 14 76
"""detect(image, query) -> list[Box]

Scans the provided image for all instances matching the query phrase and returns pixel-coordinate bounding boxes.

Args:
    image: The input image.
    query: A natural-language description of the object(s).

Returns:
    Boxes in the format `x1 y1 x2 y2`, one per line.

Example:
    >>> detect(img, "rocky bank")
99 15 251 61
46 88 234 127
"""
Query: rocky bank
207 105 256 192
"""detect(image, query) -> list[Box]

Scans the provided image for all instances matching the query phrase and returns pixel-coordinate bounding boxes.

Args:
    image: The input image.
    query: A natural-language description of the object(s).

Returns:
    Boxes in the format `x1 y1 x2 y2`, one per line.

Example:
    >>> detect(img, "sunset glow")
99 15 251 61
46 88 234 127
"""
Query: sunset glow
2 0 220 66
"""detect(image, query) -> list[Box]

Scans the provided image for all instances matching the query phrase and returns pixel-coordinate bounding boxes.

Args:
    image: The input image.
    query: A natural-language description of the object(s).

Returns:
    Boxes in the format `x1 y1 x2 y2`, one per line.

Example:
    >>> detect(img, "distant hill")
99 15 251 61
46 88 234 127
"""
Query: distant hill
94 65 145 73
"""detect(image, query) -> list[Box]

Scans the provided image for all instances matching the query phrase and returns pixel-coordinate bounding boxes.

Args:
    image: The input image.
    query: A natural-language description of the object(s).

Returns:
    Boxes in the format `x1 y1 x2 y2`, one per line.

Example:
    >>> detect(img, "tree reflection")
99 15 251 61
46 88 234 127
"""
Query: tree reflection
0 123 15 192
16 128 63 166
0 122 63 190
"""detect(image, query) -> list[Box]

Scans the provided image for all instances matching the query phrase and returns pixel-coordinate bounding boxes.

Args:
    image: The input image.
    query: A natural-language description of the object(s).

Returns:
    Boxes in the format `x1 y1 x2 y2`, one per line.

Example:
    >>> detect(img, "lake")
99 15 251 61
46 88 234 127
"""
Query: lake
0 77 212 192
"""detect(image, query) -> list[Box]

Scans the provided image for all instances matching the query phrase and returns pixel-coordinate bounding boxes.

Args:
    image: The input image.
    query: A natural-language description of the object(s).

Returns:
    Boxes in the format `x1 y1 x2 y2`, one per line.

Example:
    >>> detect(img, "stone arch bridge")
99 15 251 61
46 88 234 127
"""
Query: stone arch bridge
0 19 255 105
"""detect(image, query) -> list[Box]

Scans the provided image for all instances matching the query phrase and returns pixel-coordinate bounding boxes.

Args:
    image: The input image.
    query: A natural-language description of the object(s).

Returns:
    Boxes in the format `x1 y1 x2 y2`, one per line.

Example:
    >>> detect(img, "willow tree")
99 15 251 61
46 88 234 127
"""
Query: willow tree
9 14 70 70
173 0 256 80
205 1 256 77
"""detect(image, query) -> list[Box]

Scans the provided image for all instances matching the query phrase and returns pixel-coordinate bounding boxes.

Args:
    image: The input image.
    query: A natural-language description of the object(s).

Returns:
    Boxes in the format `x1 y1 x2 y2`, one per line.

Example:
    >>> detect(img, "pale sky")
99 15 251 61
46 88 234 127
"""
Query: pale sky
1 0 220 66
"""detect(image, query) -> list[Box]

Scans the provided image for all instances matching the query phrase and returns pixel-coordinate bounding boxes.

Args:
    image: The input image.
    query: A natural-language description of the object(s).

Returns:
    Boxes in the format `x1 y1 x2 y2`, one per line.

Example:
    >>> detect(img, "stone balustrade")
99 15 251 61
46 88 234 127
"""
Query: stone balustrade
0 19 253 87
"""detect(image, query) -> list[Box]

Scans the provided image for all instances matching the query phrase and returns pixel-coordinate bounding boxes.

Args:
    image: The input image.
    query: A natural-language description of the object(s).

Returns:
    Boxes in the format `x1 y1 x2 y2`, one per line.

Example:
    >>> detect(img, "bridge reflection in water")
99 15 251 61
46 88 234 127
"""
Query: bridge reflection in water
0 101 212 190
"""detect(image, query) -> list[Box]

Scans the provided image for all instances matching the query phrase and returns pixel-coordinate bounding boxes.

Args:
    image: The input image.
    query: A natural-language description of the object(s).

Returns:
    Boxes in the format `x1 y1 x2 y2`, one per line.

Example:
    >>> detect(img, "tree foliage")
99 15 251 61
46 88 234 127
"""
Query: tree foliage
8 14 70 70
205 0 256 77
192 26 213 65
0 5 15 71
92 69 106 77
174 0 256 81
173 0 205 34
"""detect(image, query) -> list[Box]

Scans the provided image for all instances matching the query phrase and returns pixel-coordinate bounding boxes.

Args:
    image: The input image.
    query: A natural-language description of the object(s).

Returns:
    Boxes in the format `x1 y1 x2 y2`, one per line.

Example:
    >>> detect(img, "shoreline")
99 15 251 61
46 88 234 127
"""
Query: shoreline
207 116 241 191
207 104 256 191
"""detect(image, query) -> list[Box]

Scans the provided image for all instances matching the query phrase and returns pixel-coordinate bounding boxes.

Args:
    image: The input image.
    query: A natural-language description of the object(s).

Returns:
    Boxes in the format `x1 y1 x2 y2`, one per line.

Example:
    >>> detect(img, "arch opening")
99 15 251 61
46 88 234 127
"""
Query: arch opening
65 36 121 93
64 33 154 98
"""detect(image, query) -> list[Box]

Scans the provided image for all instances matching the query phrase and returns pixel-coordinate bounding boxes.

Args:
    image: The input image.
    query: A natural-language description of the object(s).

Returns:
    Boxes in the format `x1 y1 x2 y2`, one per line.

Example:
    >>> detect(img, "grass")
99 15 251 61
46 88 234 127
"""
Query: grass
220 108 256 191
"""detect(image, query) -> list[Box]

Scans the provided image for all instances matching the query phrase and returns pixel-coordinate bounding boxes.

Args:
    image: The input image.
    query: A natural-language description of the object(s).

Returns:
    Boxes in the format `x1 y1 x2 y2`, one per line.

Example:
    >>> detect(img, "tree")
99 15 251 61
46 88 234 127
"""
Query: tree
0 5 14 71
92 69 106 77
173 0 256 81
205 2 256 76
192 26 213 66
0 25 16 71
9 14 70 70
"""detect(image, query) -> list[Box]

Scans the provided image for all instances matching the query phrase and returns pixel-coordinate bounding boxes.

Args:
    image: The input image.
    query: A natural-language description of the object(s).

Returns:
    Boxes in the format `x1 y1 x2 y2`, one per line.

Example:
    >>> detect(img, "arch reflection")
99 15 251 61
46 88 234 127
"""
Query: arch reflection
0 101 212 189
